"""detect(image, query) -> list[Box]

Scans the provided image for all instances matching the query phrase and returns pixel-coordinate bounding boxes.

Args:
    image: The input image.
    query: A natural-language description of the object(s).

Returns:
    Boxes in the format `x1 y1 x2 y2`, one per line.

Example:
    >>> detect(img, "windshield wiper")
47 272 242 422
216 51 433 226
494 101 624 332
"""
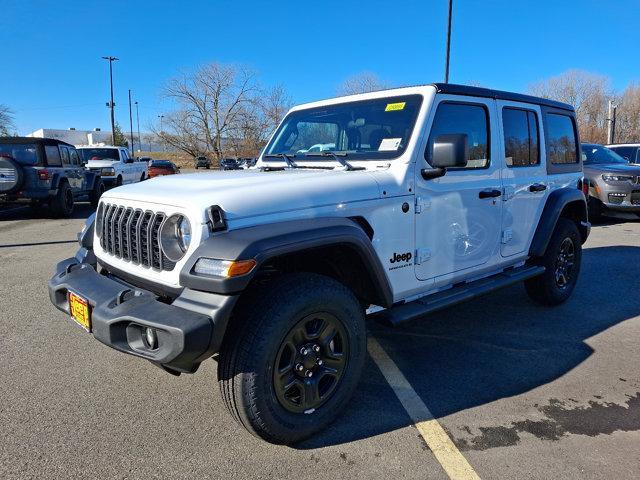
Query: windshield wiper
304 151 364 171
263 153 298 168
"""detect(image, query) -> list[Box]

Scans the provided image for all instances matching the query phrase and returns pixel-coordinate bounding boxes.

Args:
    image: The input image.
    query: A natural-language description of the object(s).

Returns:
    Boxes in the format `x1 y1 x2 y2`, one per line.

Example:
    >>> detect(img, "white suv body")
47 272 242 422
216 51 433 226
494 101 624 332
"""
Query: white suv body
50 84 590 444
78 146 148 186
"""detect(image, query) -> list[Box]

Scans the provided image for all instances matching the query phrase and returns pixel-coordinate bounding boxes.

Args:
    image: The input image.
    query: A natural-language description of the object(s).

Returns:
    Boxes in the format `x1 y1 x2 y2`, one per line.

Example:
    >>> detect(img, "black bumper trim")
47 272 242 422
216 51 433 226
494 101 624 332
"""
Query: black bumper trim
48 257 238 373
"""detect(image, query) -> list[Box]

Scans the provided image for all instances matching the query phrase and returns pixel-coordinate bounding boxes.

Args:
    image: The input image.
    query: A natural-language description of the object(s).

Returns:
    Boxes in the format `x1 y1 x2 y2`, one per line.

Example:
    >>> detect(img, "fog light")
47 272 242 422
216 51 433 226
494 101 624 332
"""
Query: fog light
145 327 158 350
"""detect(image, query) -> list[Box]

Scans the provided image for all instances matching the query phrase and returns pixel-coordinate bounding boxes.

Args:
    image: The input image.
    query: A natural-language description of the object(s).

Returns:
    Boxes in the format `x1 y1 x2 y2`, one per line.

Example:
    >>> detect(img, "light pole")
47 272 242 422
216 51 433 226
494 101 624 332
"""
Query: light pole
128 89 134 154
157 115 165 152
607 100 618 144
444 0 453 83
102 56 119 144
135 101 141 152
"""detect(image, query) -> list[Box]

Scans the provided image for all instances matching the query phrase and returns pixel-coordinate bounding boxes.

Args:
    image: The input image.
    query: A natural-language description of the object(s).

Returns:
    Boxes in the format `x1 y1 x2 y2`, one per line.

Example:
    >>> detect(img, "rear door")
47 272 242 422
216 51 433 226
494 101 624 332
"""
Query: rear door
59 146 83 191
414 96 503 283
497 101 548 257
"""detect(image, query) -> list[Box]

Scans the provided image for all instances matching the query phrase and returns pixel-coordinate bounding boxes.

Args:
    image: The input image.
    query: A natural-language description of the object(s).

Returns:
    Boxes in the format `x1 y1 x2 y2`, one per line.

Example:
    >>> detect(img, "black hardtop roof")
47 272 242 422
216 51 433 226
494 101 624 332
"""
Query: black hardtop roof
0 136 75 147
431 83 574 111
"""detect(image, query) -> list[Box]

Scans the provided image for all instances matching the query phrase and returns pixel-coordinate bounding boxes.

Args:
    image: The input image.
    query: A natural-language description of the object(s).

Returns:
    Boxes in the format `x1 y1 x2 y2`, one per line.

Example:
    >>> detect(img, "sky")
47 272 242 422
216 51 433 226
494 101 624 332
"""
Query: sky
1 0 639 135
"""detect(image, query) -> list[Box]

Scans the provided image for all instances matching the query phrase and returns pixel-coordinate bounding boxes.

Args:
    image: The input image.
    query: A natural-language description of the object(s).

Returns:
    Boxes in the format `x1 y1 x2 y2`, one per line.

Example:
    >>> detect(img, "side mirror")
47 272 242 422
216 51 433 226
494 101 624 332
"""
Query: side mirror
421 134 469 180
431 134 469 168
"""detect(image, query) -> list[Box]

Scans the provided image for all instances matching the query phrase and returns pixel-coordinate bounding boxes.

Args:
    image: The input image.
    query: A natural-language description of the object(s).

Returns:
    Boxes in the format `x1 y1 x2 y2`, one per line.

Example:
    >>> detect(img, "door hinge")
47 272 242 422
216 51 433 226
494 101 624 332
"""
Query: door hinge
415 197 431 213
415 248 432 264
501 229 513 244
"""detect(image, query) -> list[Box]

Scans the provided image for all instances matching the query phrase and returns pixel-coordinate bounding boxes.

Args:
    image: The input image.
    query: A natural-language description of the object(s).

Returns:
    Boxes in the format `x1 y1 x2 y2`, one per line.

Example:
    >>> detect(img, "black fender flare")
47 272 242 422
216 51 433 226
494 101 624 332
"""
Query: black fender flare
529 188 589 258
179 217 393 307
85 171 100 191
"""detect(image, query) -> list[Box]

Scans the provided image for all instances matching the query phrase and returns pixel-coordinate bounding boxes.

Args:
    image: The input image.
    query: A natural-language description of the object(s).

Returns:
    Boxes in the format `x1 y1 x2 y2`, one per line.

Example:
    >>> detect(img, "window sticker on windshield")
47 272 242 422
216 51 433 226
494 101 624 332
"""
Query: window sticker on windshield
385 102 406 112
378 138 402 151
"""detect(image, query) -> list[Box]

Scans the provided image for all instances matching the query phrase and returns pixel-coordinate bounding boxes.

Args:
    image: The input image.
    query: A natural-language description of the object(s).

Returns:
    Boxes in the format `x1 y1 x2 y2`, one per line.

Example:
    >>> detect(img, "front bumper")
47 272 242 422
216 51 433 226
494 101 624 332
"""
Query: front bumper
48 254 238 373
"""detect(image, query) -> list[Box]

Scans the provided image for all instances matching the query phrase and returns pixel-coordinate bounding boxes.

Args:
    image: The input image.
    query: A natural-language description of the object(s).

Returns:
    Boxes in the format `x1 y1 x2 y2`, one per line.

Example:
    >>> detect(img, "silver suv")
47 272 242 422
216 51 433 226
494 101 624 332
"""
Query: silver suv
582 143 640 219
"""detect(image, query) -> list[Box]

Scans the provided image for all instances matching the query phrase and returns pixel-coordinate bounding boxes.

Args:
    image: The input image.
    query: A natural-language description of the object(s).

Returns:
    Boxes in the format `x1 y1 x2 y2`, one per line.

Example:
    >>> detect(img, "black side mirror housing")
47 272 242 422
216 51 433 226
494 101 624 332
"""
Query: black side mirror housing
421 133 469 180
431 134 469 168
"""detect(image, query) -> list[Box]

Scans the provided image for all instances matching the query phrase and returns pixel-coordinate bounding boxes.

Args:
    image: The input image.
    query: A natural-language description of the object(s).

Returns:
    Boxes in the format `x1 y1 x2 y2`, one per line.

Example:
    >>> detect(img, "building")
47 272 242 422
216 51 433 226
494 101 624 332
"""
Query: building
26 128 165 151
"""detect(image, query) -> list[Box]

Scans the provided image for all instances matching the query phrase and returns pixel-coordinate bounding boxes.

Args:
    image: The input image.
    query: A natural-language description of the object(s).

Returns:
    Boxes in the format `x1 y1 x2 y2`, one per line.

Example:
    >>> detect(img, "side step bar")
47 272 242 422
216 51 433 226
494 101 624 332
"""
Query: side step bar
379 265 545 326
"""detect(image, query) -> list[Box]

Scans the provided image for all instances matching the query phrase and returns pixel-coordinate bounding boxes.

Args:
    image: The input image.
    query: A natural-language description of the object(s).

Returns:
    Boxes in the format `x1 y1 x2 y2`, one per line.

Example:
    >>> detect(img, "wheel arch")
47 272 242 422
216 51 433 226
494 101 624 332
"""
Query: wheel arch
529 187 589 258
179 217 393 309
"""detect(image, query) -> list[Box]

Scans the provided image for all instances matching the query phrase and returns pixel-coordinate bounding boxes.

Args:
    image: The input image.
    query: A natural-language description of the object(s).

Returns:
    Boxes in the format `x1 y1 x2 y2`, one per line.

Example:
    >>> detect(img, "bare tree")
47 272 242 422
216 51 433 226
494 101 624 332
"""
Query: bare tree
615 84 640 143
158 63 293 160
528 70 612 143
337 72 389 96
0 104 15 136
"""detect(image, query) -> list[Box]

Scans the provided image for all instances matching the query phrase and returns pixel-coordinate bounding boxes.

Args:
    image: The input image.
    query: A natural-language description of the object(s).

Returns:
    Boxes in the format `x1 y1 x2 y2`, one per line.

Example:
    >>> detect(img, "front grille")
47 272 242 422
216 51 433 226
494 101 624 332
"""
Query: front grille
99 203 176 271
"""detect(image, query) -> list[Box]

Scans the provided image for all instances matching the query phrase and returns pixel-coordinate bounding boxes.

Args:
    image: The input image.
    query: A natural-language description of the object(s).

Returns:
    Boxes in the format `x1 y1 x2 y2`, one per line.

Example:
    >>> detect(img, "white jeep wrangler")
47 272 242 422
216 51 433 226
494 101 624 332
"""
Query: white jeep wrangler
49 84 590 444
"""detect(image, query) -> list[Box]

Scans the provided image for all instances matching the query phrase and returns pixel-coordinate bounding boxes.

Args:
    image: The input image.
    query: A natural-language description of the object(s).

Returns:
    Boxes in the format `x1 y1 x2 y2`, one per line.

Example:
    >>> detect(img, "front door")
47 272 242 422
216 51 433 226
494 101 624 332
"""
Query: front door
415 97 503 283
497 101 548 257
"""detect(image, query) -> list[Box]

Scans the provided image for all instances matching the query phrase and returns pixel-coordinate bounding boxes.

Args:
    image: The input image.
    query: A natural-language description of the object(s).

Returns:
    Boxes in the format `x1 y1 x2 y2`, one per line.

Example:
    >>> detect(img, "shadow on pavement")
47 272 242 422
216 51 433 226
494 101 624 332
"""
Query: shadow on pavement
299 245 640 449
0 203 95 221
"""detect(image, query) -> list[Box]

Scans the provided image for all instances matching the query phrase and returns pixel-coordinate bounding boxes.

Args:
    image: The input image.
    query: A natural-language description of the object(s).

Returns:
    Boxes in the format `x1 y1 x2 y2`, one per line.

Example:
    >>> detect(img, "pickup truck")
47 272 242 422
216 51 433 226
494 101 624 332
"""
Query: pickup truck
77 146 147 186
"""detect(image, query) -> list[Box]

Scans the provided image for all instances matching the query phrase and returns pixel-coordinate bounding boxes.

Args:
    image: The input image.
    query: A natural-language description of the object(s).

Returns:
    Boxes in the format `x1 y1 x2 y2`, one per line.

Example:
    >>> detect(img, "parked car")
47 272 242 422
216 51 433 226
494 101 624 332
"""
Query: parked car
77 146 147 186
194 156 211 169
0 137 104 216
148 160 180 178
219 157 242 170
606 143 640 164
237 157 257 169
582 143 640 219
49 83 589 444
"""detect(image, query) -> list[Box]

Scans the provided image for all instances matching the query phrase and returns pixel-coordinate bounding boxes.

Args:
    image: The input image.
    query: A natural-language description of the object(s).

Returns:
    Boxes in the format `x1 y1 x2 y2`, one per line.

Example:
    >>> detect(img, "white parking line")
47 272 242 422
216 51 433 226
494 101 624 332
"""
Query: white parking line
368 337 481 480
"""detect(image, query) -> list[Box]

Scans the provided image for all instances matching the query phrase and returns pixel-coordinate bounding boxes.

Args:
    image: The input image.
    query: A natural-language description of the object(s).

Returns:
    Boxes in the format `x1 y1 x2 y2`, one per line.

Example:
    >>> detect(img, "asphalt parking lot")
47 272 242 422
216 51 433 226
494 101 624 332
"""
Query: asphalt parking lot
1 202 639 479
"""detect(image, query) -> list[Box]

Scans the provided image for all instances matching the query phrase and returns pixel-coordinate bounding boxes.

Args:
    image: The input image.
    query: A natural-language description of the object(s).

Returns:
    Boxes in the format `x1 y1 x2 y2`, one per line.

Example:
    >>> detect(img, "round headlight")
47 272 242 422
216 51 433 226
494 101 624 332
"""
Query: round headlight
177 215 191 252
160 214 191 262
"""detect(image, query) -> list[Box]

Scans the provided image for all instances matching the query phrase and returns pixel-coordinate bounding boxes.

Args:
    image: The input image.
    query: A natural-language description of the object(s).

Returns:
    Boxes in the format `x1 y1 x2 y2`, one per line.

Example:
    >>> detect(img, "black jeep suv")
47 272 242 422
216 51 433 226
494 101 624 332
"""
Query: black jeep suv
0 137 104 217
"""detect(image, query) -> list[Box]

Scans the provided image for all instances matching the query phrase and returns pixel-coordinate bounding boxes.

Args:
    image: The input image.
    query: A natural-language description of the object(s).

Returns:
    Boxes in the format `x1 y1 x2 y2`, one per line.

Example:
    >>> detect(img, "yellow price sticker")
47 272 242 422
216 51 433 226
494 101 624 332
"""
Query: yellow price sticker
385 102 406 112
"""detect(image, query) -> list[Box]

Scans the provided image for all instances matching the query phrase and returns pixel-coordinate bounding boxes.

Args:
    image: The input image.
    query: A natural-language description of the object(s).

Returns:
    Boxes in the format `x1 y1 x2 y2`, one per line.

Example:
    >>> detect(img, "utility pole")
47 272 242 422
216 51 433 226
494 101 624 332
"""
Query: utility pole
102 56 119 144
135 101 141 152
607 100 618 145
157 115 165 152
444 0 453 83
128 89 134 154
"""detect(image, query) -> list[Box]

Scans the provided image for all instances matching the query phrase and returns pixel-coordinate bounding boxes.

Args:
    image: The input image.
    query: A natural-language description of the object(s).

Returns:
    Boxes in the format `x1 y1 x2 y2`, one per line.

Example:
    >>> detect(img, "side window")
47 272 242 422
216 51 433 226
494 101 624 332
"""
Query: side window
502 108 540 167
120 149 129 162
426 102 489 169
60 146 71 165
610 146 633 161
69 148 80 166
44 145 62 166
545 113 578 164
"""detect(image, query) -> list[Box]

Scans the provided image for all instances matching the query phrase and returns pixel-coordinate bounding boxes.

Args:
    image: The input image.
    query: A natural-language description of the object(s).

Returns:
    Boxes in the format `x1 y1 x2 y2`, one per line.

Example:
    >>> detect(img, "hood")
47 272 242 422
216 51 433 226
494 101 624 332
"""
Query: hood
102 169 385 222
584 163 640 175
86 159 118 168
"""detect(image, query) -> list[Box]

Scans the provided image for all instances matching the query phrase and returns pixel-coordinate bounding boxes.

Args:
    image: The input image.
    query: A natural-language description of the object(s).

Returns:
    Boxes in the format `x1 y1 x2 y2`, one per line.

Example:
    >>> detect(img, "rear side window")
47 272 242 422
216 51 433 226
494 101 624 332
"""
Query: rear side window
502 108 540 167
60 146 71 165
0 144 39 166
545 113 578 164
426 102 489 169
44 145 62 166
69 149 80 165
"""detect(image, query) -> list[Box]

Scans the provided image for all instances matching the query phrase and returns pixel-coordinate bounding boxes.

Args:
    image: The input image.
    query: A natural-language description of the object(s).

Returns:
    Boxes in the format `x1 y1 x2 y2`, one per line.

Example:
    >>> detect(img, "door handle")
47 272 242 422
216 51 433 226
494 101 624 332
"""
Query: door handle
529 183 547 192
479 188 502 199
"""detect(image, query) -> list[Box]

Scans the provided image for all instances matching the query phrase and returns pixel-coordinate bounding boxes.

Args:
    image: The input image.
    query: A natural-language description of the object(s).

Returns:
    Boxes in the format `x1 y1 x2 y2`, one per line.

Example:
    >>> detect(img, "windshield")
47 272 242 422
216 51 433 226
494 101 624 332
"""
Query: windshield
264 95 423 160
582 144 628 165
0 143 39 166
78 148 119 161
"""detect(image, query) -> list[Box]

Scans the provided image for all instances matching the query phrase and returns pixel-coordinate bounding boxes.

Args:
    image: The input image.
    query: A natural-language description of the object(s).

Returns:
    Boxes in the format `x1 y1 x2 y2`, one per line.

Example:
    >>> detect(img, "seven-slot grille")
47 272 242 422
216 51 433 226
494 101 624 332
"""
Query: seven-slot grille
99 203 176 271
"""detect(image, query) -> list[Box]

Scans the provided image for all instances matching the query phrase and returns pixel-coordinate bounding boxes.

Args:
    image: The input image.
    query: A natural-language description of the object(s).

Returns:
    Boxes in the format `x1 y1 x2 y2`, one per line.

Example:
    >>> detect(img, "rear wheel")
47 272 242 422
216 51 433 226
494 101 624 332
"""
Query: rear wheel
140 173 146 182
49 181 74 217
218 273 366 444
89 178 105 207
116 175 123 187
525 218 582 306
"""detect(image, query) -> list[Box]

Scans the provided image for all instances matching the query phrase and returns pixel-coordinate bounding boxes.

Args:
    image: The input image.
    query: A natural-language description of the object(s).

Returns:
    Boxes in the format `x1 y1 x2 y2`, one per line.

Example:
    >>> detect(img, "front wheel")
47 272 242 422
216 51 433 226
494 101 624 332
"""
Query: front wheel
49 181 74 217
89 178 105 207
218 273 366 444
525 218 582 306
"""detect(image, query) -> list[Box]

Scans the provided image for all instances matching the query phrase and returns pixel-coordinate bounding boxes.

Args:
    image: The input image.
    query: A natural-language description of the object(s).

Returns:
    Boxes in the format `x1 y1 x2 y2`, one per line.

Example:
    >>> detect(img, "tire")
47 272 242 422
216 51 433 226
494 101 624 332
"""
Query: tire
0 156 24 194
89 178 105 207
49 181 74 218
525 218 582 306
587 196 604 223
140 173 146 182
206 166 210 169
218 273 366 444
115 175 123 187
